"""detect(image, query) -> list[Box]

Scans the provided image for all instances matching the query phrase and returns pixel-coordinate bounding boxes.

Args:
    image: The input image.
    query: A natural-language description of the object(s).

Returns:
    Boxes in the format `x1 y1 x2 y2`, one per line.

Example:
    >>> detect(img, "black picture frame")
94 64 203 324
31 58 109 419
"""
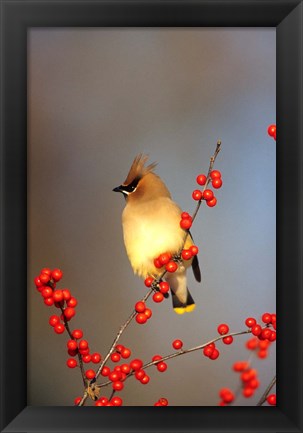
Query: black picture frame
0 0 302 432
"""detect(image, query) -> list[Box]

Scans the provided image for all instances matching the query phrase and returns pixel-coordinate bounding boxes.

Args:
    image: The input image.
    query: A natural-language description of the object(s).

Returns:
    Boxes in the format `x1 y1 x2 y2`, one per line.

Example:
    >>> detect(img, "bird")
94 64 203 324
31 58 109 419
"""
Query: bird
113 154 201 314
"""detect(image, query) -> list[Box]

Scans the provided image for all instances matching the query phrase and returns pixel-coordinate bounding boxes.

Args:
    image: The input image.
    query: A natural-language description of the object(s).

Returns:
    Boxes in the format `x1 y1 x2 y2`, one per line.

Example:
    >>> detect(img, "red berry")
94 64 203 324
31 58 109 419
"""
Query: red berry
210 349 220 360
181 212 192 220
172 339 183 350
130 359 143 371
51 268 63 282
157 362 167 372
262 313 272 324
260 328 272 340
85 369 95 380
74 397 82 405
212 178 223 189
64 307 76 321
159 253 172 265
54 323 65 334
34 277 43 288
153 292 164 303
210 170 221 180
112 381 124 391
111 396 123 406
154 258 163 269
41 287 53 298
180 218 192 230
192 189 203 201
79 340 89 350
269 331 276 342
72 329 83 339
115 344 124 353
196 174 207 186
203 189 214 201
181 249 192 261
53 290 64 303
220 390 234 404
267 124 276 138
39 272 51 284
67 358 77 368
159 398 168 406
249 378 260 389
246 337 259 350
91 353 101 364
154 402 162 406
251 324 262 336
245 317 257 327
136 313 148 324
189 245 199 256
121 348 131 359
44 297 54 306
233 361 248 372
217 324 229 335
135 369 145 380
79 348 89 356
121 364 131 374
152 355 162 363
101 366 110 376
165 261 178 273
62 289 71 301
257 350 268 359
206 197 217 207
144 276 154 287
223 336 233 345
67 340 78 351
140 374 150 384
267 394 276 405
159 281 170 294
135 301 146 313
242 387 254 398
203 345 214 357
111 353 121 362
67 297 78 308
109 371 122 382
49 315 60 327
82 354 91 363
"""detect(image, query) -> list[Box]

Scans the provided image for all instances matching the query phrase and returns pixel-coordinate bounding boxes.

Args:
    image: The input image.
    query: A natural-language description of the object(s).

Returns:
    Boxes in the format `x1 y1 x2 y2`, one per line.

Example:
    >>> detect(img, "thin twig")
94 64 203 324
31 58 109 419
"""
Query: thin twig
97 329 251 389
256 375 276 406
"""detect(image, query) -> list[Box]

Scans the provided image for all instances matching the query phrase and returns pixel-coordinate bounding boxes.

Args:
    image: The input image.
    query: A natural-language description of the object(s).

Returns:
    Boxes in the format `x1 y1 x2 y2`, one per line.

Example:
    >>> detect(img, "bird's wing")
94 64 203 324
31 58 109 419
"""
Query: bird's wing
189 230 201 283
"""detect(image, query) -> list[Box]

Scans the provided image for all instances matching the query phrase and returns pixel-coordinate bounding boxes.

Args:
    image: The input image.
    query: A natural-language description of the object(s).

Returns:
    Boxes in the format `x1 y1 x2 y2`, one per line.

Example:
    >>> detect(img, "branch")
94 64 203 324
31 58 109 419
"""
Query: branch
256 375 276 406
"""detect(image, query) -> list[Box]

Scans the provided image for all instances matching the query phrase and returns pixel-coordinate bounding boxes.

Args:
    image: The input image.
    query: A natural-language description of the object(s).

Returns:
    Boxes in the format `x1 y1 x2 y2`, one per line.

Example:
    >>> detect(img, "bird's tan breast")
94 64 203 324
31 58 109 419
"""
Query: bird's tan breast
122 197 186 277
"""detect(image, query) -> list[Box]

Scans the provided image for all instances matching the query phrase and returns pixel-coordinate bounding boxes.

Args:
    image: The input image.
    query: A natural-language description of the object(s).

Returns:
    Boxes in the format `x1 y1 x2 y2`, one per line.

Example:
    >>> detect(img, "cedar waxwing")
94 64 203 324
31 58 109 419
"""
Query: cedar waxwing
113 154 201 314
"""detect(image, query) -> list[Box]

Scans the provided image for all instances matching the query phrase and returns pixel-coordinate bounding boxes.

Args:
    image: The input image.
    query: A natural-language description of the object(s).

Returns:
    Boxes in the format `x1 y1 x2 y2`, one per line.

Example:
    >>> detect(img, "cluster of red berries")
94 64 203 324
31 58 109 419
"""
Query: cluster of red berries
153 252 178 273
66 330 101 372
235 363 260 399
245 313 276 346
152 355 168 372
192 170 222 208
34 268 78 333
35 267 103 383
134 301 153 324
219 388 235 405
95 396 123 406
267 124 276 141
154 397 169 406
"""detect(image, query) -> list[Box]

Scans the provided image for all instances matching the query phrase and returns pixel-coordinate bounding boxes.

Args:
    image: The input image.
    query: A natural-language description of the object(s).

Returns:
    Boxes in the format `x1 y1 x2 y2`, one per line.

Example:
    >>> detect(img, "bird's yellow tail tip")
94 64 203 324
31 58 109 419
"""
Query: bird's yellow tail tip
174 304 196 314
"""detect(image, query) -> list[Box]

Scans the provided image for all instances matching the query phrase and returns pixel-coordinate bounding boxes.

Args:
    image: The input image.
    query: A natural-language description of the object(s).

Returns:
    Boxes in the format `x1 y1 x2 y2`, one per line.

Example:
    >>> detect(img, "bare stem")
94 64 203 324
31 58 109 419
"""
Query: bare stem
97 329 251 389
256 375 276 406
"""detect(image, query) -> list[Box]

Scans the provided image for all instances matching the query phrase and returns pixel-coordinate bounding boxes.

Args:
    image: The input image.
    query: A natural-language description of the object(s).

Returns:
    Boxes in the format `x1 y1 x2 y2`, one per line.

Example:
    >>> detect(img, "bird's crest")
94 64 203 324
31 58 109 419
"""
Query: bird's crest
123 154 157 185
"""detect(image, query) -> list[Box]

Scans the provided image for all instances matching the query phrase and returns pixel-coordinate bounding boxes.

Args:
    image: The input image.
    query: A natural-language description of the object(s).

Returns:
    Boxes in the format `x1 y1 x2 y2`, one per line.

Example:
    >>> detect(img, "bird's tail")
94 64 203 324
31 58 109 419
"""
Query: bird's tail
172 288 195 314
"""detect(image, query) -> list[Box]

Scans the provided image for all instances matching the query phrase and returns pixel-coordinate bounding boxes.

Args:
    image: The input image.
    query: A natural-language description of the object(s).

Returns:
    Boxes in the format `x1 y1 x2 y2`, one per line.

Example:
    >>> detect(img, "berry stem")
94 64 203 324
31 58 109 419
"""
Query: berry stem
256 375 276 406
58 305 87 387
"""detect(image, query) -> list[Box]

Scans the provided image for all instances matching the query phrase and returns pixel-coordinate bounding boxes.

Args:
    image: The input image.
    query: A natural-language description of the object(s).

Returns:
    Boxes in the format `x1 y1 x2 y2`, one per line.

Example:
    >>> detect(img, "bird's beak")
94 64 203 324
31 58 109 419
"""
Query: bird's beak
113 185 123 193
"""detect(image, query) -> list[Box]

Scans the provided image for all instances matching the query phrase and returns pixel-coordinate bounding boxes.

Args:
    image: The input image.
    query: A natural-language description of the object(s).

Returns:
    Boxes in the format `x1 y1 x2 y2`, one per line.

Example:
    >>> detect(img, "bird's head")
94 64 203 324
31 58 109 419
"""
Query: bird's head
113 154 170 202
